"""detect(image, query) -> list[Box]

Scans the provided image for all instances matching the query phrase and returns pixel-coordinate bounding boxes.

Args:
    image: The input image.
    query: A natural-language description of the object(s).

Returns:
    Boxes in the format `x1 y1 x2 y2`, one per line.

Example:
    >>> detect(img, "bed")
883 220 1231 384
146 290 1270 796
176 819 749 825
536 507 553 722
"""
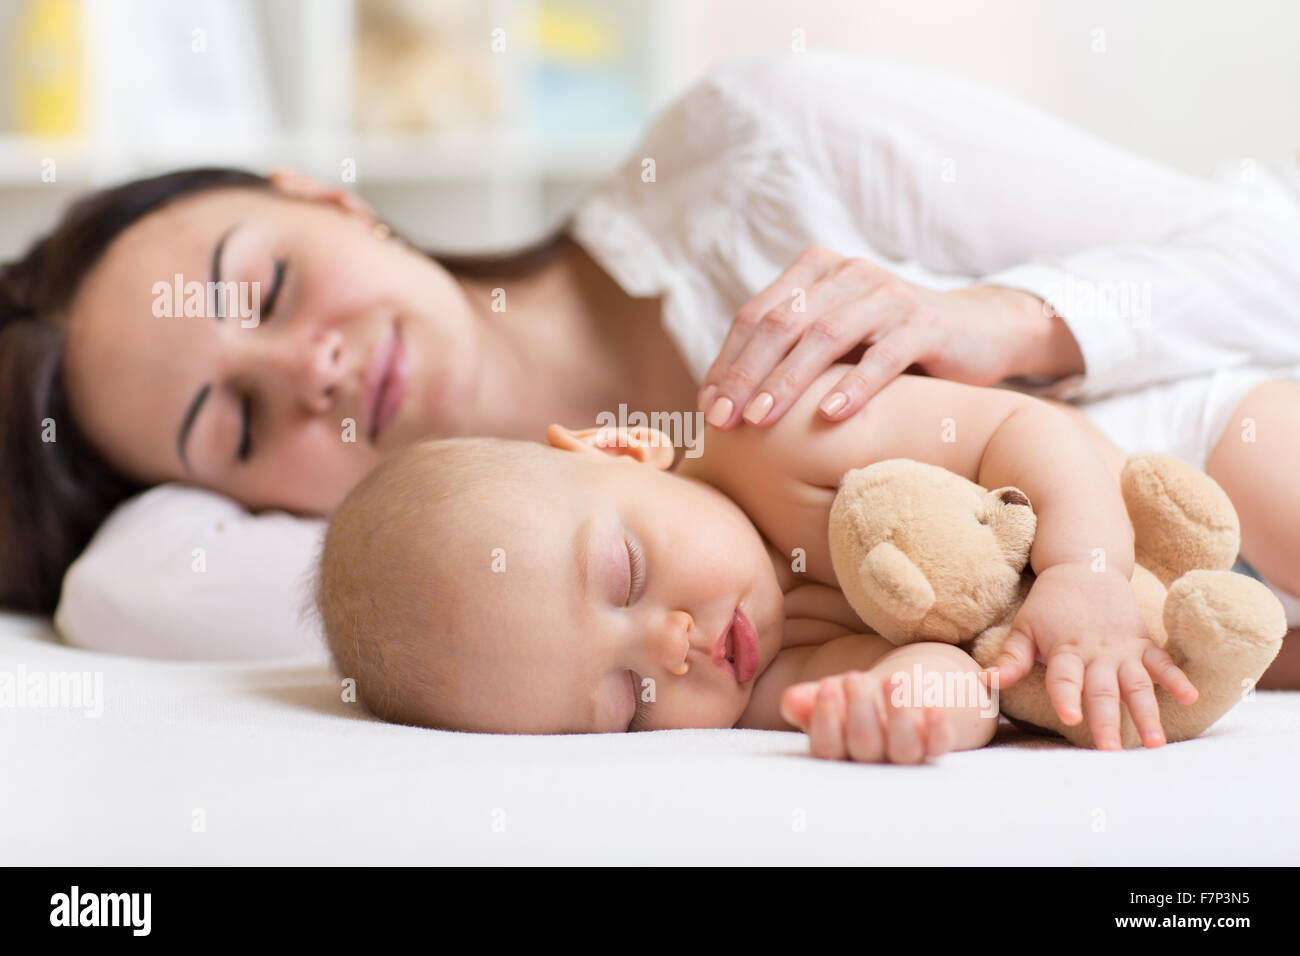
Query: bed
4 608 1297 865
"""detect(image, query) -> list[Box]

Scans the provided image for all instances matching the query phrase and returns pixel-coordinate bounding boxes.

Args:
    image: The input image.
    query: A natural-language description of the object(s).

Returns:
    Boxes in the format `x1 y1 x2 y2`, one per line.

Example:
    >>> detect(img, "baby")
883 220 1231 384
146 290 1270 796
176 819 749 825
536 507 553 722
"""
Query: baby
316 367 1199 763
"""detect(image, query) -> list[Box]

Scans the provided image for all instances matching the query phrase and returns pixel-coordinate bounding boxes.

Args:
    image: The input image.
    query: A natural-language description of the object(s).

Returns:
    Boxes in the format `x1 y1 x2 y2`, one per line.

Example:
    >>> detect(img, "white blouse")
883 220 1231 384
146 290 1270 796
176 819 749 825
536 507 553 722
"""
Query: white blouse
54 50 1300 660
571 50 1300 399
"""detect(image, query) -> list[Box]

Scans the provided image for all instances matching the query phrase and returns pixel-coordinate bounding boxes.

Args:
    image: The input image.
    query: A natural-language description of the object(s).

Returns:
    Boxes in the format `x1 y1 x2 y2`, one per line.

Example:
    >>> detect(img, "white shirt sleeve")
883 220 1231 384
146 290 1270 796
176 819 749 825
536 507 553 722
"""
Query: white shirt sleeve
54 484 329 662
710 51 1300 400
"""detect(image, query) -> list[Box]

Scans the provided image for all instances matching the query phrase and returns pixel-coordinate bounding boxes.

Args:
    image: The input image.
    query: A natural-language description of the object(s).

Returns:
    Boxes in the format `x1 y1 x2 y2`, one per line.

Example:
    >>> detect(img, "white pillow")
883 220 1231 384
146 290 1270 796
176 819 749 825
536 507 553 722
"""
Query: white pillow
55 484 329 662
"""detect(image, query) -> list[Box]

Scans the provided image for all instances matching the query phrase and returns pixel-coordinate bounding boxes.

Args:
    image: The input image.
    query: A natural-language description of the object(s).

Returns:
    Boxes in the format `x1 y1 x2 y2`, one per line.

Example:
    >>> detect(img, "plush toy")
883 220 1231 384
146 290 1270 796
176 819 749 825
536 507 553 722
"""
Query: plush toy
828 454 1287 748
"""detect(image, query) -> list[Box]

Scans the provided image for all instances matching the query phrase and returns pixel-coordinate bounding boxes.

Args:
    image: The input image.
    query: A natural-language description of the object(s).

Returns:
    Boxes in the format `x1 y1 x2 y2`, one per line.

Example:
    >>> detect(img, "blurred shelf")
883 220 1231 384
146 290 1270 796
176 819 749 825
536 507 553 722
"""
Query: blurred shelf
0 0 687 246
0 125 642 184
340 128 641 181
0 134 93 184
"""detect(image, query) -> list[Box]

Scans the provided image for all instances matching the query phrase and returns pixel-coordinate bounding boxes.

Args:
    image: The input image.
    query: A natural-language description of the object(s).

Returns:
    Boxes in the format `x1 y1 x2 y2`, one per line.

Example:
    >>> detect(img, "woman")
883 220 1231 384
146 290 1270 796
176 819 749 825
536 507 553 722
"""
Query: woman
4 51 1299 665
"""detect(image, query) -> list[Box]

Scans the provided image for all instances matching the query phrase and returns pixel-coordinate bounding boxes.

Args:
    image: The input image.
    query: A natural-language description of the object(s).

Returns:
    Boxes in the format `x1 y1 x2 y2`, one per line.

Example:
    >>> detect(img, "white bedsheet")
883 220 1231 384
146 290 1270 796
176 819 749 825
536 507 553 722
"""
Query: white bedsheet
3 610 1297 865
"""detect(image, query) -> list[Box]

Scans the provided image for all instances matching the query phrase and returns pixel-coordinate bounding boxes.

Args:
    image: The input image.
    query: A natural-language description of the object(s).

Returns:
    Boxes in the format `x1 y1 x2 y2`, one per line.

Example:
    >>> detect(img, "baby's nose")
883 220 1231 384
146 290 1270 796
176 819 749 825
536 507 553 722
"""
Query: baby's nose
652 610 694 676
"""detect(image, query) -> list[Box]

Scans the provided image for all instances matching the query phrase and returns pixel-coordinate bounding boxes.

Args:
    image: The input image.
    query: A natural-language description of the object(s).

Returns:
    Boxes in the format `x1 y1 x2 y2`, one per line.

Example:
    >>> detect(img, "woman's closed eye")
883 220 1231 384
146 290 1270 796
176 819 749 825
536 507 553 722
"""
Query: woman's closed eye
259 257 288 321
237 393 255 461
235 258 289 463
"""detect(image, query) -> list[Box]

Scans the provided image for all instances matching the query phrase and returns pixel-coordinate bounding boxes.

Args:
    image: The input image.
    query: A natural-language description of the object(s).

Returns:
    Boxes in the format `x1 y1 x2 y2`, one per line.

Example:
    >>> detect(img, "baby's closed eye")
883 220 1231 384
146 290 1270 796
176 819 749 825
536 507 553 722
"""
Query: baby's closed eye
627 670 652 731
623 534 646 605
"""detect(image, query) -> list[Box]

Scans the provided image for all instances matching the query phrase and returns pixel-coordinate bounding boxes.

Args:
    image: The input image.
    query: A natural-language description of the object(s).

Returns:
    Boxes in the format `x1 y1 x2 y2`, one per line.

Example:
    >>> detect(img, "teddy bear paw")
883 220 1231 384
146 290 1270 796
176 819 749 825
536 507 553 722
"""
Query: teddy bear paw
1153 569 1287 743
1122 454 1240 587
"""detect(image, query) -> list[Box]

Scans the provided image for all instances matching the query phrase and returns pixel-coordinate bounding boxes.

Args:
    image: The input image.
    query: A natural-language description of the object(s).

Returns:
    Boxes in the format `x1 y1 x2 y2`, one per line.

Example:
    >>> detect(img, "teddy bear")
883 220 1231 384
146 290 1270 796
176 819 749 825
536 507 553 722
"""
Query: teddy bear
828 454 1287 748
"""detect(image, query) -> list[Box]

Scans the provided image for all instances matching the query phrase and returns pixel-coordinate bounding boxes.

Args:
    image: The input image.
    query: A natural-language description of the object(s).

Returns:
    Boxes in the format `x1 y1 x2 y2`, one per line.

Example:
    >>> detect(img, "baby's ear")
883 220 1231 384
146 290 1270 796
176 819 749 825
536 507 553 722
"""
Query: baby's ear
545 424 675 470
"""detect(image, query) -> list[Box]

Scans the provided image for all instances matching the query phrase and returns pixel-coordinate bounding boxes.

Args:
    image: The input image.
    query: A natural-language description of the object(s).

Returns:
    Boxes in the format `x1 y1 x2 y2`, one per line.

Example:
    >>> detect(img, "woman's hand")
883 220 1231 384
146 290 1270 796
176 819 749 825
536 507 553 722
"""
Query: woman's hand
697 245 1084 428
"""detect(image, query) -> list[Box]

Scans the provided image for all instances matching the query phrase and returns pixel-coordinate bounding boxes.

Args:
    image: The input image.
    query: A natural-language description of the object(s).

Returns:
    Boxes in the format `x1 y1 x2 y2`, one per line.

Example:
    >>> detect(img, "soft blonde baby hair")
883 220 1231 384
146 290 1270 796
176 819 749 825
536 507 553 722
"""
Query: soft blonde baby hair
314 436 547 726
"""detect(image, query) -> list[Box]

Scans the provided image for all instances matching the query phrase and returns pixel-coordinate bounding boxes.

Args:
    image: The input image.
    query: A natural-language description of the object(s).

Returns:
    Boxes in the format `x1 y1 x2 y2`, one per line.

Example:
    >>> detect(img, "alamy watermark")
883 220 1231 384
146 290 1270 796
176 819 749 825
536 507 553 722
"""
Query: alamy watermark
1040 275 1153 330
594 405 707 459
0 664 103 718
152 274 261 327
886 664 999 718
50 886 150 936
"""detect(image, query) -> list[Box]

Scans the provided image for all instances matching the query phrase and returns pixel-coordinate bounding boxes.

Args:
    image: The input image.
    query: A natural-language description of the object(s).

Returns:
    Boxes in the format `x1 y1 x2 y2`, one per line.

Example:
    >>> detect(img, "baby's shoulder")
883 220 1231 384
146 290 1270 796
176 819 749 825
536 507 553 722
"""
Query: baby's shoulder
694 368 850 480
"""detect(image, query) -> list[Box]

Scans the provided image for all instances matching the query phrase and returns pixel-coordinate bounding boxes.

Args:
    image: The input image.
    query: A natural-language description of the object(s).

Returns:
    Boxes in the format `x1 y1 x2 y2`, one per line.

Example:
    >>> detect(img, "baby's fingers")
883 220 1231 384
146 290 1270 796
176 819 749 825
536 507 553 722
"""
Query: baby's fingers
1083 660 1123 751
779 680 822 731
923 707 953 757
886 704 927 764
991 629 1037 687
1119 658 1165 748
1044 650 1084 726
808 680 848 760
1143 644 1198 705
843 673 886 762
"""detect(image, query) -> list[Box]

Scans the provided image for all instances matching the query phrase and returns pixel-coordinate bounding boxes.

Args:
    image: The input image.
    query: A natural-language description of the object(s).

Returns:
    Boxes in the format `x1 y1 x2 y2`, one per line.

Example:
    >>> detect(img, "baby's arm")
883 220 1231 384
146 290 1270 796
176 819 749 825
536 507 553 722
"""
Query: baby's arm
970 389 1198 748
723 367 1196 749
738 634 998 763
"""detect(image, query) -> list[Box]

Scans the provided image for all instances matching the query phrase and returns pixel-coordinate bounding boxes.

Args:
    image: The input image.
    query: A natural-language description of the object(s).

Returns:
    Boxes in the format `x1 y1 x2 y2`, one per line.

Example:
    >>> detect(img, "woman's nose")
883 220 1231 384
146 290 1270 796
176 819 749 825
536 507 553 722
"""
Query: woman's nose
254 327 347 414
299 329 347 413
649 610 694 676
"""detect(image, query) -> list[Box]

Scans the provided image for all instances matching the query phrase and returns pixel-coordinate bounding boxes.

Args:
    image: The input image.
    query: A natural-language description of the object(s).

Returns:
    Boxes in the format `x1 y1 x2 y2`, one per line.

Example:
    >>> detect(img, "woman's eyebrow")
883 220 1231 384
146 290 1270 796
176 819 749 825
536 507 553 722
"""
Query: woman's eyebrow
177 224 241 472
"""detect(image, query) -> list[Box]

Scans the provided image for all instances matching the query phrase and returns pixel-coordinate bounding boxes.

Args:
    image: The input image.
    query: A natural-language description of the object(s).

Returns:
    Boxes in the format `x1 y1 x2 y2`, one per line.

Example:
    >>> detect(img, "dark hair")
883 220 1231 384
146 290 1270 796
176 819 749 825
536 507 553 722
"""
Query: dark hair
0 166 571 615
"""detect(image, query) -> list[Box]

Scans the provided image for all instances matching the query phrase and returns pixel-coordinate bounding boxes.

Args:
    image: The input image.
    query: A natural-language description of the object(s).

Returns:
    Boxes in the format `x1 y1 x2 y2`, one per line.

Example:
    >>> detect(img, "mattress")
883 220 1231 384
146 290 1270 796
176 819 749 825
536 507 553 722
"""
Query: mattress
3 610 1297 865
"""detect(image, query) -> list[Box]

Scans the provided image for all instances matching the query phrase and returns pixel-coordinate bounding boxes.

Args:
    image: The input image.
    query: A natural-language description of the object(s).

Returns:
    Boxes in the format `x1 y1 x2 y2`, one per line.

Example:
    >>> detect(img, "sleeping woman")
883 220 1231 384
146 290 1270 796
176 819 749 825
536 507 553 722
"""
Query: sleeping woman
2 51 1298 680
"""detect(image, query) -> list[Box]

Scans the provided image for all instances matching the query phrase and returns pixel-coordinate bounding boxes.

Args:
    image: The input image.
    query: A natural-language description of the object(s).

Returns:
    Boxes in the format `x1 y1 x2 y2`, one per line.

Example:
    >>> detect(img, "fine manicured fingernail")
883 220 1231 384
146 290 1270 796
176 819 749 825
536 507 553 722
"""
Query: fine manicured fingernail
698 384 717 412
706 396 734 428
820 391 847 417
742 391 774 424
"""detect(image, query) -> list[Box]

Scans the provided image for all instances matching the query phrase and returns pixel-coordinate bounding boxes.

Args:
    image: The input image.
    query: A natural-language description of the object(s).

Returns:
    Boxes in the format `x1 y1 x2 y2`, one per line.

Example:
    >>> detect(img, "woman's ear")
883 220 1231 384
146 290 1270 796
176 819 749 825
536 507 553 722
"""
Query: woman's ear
545 424 675 470
268 168 377 222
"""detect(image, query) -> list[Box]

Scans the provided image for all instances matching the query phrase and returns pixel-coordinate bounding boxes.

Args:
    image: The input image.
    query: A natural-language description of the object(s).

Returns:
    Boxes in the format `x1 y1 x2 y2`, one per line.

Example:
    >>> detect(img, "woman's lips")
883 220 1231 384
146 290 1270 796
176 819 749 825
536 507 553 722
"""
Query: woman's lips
364 323 408 442
713 609 760 684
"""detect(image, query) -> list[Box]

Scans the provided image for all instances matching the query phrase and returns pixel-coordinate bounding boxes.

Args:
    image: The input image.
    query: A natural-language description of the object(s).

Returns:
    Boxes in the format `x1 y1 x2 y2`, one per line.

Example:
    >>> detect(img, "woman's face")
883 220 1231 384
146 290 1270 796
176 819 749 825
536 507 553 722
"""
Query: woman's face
64 181 485 514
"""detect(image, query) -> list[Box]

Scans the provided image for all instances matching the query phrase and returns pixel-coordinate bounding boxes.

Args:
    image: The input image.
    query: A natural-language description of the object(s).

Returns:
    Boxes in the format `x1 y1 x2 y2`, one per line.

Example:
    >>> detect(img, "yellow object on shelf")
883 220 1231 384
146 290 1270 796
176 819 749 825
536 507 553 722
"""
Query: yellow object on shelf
535 0 618 63
8 0 85 136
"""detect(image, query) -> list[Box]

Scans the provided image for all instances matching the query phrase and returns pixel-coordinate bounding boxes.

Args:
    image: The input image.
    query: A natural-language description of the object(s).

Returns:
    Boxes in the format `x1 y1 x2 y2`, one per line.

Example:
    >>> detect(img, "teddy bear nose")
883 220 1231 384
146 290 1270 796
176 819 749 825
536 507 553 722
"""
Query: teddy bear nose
999 490 1030 507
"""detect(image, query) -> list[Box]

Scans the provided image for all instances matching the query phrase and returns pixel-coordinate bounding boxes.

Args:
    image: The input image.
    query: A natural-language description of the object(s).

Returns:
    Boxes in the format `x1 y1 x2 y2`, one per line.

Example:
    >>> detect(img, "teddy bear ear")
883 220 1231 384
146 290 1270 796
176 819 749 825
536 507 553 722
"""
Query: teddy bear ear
990 487 1032 509
987 486 1037 569
860 541 936 624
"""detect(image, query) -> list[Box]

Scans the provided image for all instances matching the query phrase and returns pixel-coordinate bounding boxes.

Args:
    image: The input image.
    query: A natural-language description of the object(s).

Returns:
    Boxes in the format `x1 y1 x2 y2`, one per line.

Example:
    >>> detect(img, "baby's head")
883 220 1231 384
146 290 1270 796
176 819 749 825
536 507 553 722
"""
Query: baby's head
316 424 785 734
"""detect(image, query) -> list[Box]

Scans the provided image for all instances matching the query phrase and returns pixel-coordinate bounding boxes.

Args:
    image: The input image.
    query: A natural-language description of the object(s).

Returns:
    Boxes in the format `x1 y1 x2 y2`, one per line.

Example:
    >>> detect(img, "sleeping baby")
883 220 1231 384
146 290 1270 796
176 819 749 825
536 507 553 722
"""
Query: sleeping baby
315 367 1200 763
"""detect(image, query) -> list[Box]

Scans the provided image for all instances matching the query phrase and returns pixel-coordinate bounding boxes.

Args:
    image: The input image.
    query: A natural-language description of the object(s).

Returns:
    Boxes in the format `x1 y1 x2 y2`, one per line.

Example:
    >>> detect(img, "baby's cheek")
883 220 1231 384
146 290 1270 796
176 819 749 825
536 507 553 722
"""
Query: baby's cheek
653 678 746 730
714 681 757 729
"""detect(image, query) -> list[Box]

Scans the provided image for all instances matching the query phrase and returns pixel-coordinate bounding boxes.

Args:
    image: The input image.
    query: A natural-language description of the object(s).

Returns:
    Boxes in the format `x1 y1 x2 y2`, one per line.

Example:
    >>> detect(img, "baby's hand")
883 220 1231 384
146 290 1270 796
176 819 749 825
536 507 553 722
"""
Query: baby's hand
990 562 1198 750
780 670 955 764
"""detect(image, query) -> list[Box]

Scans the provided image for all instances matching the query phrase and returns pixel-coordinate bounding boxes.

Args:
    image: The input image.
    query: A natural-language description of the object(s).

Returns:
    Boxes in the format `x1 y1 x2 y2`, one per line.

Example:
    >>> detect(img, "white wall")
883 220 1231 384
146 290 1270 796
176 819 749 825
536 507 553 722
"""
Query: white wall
2 0 1296 259
664 0 1300 176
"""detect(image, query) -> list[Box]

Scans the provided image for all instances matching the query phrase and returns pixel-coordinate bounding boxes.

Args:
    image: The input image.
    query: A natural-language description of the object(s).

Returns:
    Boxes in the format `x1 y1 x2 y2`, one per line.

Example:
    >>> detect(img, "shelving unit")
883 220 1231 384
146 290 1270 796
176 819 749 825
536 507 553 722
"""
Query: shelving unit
0 0 689 255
